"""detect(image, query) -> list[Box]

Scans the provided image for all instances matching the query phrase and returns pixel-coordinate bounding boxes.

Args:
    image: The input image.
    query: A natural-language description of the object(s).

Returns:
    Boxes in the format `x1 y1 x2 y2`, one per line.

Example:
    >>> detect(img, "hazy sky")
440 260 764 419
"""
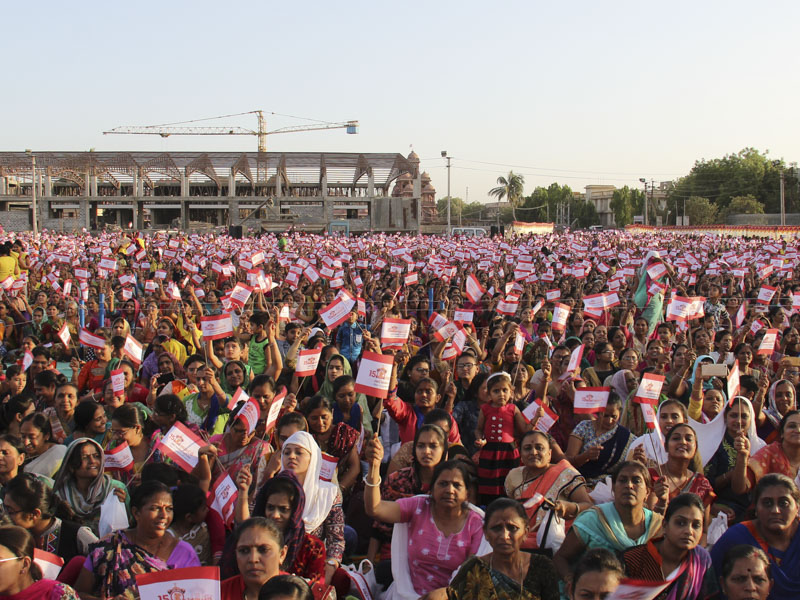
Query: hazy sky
3 1 799 203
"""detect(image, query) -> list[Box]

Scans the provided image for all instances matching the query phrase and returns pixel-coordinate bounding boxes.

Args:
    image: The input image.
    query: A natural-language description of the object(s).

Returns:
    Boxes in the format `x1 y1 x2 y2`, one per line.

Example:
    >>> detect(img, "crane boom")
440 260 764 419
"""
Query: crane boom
103 110 358 152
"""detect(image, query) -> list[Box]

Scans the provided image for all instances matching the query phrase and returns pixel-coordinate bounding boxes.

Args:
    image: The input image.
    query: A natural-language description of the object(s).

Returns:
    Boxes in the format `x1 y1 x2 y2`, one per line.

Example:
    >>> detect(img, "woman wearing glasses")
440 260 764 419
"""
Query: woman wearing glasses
0 525 80 600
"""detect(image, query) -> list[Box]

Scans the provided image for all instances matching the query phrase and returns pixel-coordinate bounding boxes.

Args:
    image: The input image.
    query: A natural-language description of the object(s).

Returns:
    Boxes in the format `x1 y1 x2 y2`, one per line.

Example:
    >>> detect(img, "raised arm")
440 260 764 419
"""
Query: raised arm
363 434 403 523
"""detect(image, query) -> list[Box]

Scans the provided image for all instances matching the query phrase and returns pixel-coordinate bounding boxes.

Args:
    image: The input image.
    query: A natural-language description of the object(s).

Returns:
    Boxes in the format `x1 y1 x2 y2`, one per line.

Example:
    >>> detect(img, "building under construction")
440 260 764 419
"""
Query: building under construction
0 150 438 233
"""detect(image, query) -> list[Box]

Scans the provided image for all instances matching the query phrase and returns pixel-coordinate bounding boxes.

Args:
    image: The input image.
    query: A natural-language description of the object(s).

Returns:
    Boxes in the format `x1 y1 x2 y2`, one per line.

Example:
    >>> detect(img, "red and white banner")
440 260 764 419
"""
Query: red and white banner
758 329 779 355
137 565 221 600
496 299 519 316
563 344 584 376
33 549 64 580
122 334 143 364
296 346 323 377
21 350 33 372
201 314 233 340
573 387 610 414
551 303 570 331
381 318 411 345
727 361 740 401
156 422 204 472
735 301 746 328
105 442 134 472
264 389 287 432
79 328 106 350
434 320 461 342
465 273 485 304
756 285 777 305
453 309 473 323
110 368 125 396
522 400 559 432
319 296 356 328
229 282 254 309
319 452 339 482
354 351 394 398
404 272 419 286
236 398 261 435
634 373 665 404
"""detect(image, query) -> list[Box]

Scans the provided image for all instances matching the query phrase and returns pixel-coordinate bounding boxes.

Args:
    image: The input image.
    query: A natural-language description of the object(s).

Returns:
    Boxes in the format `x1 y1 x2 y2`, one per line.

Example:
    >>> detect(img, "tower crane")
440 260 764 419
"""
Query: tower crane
103 110 359 153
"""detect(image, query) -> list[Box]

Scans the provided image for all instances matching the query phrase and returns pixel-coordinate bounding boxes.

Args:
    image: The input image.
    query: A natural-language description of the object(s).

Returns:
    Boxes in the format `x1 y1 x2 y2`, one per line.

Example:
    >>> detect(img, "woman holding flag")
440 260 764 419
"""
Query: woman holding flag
206 399 270 508
74 481 200 600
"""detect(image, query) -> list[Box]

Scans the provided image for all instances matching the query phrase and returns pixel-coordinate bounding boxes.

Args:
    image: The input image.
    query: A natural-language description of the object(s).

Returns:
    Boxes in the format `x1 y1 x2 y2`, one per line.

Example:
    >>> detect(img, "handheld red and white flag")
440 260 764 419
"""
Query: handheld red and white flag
727 361 740 401
354 352 394 399
200 314 234 340
122 334 143 364
264 389 287 432
756 285 777 305
155 422 204 472
33 549 64 581
319 296 355 328
105 442 135 472
110 369 125 397
465 274 485 304
21 350 33 372
573 387 610 414
381 318 411 345
137 566 221 600
79 328 107 350
758 329 779 355
296 346 323 377
236 398 261 435
633 373 665 405
551 303 570 331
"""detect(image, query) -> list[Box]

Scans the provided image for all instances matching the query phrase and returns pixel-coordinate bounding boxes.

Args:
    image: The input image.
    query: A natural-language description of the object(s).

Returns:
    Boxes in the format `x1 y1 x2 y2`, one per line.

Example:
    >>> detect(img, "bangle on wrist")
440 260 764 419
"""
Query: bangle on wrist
363 474 381 487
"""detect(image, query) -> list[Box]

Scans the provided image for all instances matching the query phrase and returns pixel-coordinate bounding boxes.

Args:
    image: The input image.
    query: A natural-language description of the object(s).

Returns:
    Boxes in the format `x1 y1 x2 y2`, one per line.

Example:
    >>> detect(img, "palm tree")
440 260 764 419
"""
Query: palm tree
489 171 525 222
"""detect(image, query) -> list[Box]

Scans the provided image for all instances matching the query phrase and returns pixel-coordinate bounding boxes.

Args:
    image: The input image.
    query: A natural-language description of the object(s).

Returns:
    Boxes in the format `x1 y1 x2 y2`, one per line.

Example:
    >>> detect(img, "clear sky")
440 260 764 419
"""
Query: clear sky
3 0 799 203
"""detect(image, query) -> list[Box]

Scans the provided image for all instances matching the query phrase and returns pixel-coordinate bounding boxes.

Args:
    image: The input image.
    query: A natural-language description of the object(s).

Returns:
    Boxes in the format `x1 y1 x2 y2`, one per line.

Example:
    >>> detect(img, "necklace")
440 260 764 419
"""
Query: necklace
490 554 525 599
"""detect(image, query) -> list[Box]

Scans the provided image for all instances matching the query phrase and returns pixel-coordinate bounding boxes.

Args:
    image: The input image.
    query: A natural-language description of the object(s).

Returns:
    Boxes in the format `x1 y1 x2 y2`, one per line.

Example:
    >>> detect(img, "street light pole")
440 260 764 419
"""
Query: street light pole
441 151 451 235
780 168 786 226
639 177 648 225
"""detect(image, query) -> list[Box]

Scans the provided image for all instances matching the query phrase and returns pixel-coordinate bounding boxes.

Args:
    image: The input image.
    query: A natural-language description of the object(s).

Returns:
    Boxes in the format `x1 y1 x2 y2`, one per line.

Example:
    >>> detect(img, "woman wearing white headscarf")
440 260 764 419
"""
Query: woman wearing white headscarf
279 430 344 587
694 396 765 523
628 399 689 465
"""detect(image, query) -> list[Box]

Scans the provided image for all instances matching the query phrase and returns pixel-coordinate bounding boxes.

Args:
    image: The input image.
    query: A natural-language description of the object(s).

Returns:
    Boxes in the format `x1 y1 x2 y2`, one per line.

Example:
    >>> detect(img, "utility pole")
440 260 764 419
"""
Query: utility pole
639 178 648 225
780 168 786 226
441 151 451 234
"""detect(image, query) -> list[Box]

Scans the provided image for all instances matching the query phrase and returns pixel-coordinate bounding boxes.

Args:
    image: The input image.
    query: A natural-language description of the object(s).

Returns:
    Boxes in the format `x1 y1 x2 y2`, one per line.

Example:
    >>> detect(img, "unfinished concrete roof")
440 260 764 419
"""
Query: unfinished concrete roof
0 151 417 186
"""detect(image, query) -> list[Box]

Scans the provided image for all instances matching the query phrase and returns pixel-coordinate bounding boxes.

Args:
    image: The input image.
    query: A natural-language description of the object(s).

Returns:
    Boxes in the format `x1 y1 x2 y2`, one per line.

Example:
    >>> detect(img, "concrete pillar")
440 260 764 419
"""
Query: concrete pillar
84 173 91 197
180 201 187 229
132 172 138 198
324 198 334 224
83 198 90 230
367 168 374 198
131 200 139 230
275 170 282 199
181 173 188 197
229 199 239 226
137 177 144 197
90 175 98 198
1 176 7 195
321 170 328 199
45 174 52 197
229 170 236 197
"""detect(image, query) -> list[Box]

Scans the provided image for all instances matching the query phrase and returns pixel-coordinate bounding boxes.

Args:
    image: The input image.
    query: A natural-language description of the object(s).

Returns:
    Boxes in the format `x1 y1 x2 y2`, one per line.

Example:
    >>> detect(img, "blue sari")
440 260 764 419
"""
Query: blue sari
710 521 800 600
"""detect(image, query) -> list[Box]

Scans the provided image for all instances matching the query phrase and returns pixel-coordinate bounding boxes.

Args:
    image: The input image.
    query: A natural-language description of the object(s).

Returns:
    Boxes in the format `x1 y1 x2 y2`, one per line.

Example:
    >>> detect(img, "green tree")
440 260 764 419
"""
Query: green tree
610 186 645 227
720 195 765 221
489 171 525 222
436 196 464 220
520 182 574 223
667 148 798 215
685 196 718 225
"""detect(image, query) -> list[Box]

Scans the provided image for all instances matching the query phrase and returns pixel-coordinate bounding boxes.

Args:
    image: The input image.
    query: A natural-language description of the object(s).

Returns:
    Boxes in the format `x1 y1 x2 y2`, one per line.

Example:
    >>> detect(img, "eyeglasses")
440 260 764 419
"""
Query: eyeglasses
457 363 476 369
786 370 800 377
111 427 131 436
413 367 430 374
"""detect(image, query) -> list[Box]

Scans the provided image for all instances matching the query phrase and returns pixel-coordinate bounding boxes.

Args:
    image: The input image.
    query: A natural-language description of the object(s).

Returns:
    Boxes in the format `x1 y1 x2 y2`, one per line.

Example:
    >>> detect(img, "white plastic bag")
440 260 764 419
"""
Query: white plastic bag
343 559 380 600
98 493 129 538
588 476 614 504
536 510 566 552
707 512 729 546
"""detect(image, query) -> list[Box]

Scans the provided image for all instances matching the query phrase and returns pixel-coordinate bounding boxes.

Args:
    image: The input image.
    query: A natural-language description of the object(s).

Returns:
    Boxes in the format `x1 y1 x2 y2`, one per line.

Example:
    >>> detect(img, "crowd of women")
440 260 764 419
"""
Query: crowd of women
0 228 797 600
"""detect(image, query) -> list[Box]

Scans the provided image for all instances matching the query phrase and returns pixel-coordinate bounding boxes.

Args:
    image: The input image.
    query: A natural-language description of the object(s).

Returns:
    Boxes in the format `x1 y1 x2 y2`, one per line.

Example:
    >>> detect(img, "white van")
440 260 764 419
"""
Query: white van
450 227 487 237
